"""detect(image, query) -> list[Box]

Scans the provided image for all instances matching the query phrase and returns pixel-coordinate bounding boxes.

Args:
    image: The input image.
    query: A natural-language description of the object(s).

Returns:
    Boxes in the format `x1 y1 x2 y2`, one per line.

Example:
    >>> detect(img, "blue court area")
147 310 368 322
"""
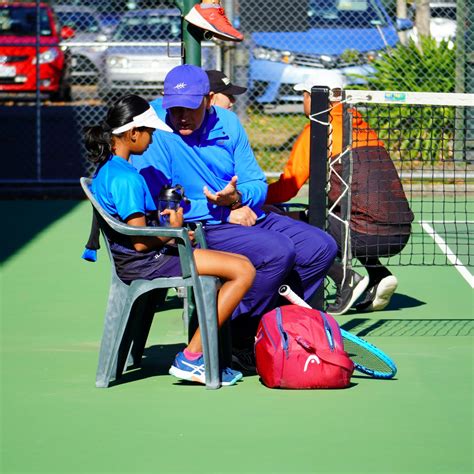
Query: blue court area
1 200 473 474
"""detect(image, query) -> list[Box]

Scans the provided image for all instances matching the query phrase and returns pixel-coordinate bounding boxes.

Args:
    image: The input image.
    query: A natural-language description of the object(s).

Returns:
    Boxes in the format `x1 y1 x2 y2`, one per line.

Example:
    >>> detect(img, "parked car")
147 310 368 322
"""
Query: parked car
98 8 217 102
55 5 108 85
0 2 73 101
247 0 413 105
408 1 456 45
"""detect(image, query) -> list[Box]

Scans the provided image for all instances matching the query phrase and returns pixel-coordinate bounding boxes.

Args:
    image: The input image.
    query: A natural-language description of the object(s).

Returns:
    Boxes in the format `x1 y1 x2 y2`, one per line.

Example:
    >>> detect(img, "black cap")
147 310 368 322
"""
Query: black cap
206 70 247 96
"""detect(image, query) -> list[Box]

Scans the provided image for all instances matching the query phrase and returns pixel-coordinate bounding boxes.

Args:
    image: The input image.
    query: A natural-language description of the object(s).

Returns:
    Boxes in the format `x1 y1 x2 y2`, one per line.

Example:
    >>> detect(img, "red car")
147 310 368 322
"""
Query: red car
0 2 74 101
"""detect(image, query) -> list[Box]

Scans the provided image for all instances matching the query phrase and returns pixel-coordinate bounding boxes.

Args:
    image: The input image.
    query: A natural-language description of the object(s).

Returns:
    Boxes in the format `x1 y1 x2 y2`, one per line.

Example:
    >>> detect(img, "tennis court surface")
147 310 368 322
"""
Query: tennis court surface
1 200 473 474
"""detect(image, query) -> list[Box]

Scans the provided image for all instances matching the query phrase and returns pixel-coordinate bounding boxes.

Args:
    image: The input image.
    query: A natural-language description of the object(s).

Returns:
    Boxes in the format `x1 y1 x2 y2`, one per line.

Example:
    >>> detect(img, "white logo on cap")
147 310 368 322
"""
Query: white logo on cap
174 82 187 90
222 78 230 85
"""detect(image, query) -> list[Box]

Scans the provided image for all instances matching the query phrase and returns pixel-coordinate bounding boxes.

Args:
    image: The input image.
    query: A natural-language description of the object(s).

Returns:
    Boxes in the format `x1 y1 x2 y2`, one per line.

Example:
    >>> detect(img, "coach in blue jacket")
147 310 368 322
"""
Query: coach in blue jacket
132 65 337 355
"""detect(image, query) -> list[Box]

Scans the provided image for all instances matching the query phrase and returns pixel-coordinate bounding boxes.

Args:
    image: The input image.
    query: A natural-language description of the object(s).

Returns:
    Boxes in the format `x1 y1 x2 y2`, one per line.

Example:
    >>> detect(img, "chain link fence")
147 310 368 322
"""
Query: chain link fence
0 0 471 191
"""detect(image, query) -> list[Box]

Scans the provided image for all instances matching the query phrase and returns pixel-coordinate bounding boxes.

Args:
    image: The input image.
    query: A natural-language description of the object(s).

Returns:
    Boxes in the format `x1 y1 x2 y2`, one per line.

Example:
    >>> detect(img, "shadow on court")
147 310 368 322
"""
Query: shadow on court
0 200 80 264
109 343 186 387
341 318 473 337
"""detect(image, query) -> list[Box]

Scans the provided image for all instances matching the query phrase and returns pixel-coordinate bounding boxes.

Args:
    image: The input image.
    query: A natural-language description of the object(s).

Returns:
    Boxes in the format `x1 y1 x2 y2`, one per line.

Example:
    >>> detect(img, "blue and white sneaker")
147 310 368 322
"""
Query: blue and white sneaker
169 352 243 386
169 352 206 384
221 366 243 386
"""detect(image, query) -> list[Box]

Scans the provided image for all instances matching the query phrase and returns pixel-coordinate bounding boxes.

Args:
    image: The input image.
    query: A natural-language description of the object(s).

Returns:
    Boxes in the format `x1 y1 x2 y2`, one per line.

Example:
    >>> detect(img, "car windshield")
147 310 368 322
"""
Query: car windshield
0 6 52 36
431 6 456 19
112 14 181 41
309 0 387 28
57 12 100 33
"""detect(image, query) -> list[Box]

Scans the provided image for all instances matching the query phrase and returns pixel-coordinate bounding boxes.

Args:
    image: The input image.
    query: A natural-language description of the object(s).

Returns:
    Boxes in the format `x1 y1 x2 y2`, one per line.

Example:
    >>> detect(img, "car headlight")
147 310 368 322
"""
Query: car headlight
31 48 59 65
252 46 294 64
364 50 382 62
107 56 130 68
319 54 339 68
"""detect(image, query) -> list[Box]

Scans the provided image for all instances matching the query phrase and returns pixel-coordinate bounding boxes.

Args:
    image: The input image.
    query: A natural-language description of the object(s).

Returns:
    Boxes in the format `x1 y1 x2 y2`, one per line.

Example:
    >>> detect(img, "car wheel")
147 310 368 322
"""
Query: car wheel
50 76 72 102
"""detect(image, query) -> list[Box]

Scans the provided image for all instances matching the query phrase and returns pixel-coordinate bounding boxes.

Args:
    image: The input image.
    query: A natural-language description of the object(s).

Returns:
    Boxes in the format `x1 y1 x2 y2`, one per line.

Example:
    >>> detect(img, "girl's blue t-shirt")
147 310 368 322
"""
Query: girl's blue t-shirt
91 155 156 221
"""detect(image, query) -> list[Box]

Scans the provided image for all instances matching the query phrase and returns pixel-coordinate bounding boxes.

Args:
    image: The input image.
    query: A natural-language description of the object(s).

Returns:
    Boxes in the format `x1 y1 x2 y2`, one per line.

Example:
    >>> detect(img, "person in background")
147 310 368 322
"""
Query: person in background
85 93 255 386
184 0 243 42
266 80 414 315
206 69 247 110
132 65 337 373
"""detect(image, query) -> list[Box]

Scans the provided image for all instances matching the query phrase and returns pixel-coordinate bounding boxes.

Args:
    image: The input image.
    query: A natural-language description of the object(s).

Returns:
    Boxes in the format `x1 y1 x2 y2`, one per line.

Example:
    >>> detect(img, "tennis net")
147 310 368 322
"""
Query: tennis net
311 89 473 273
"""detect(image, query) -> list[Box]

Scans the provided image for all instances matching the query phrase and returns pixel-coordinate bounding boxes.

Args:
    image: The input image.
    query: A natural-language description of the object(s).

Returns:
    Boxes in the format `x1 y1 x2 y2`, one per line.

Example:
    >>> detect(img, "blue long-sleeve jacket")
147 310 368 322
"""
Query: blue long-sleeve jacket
131 103 268 224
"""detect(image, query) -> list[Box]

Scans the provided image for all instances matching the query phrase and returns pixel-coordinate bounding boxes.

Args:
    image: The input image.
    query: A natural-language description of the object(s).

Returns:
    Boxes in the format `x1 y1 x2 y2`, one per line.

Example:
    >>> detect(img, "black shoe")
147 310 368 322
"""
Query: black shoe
355 275 398 312
326 270 369 316
231 346 256 374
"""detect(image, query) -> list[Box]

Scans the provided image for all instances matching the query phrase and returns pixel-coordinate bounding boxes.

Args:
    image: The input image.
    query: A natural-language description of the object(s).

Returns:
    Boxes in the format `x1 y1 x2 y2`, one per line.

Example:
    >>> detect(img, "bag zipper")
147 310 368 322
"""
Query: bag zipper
275 307 289 358
320 312 335 351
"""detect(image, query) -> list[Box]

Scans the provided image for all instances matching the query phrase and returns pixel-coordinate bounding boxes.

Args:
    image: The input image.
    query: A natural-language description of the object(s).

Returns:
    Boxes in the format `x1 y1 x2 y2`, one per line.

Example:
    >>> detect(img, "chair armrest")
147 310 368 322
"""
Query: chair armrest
80 177 197 278
192 222 208 249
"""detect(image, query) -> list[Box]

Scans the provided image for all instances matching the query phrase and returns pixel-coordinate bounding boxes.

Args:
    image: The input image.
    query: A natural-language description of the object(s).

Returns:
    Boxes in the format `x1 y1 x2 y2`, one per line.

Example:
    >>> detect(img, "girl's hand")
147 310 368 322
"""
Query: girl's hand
160 207 184 228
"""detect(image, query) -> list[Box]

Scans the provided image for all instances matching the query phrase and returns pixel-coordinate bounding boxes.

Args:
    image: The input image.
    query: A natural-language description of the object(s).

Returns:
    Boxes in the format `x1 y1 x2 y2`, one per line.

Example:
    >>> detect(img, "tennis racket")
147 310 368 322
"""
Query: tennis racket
278 285 397 379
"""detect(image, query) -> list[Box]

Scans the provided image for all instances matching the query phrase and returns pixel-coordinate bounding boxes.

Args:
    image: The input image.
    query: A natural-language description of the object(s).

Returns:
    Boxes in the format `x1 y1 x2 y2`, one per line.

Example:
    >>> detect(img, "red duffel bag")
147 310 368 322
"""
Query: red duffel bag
255 305 354 389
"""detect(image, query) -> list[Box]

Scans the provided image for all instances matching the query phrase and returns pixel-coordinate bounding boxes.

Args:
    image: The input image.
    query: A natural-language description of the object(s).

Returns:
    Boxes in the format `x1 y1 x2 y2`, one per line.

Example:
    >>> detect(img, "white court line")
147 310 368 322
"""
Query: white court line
420 221 474 288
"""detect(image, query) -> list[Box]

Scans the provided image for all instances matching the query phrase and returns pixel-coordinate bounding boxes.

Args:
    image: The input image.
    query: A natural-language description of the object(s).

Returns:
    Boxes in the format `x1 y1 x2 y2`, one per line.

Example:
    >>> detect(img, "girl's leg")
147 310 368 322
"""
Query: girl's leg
185 249 255 353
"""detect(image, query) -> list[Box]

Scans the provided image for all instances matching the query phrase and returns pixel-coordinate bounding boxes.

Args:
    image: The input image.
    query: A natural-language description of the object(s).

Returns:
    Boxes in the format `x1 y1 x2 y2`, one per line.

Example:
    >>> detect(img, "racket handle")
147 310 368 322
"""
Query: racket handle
278 285 311 309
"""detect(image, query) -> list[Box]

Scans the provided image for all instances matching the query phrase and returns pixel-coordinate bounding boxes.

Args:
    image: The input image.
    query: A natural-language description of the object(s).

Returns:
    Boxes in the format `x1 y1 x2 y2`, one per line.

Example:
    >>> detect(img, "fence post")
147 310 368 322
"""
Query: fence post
175 0 201 65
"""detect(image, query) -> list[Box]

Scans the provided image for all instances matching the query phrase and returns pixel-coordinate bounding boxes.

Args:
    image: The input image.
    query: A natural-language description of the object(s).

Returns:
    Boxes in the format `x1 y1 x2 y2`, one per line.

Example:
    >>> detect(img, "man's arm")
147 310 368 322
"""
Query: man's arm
231 117 268 208
266 124 311 204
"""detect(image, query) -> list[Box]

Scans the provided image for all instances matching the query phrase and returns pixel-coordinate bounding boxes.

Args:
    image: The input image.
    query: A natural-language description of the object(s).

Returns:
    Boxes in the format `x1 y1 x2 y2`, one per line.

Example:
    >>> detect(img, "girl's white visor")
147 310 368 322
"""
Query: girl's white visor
112 107 172 134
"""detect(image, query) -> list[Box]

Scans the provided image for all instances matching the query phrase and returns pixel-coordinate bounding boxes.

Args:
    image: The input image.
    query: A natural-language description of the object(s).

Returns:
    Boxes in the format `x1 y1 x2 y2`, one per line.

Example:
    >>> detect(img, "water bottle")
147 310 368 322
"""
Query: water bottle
157 184 187 227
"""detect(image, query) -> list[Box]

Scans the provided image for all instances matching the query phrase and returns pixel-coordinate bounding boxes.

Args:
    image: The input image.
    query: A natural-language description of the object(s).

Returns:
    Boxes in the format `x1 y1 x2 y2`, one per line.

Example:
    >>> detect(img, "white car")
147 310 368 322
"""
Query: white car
408 2 456 45
98 8 217 103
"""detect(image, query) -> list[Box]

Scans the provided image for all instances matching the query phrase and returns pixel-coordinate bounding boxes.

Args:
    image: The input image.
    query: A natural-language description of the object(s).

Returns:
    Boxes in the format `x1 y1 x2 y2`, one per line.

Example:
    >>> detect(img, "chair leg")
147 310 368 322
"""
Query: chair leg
194 276 220 389
95 284 135 388
129 289 165 366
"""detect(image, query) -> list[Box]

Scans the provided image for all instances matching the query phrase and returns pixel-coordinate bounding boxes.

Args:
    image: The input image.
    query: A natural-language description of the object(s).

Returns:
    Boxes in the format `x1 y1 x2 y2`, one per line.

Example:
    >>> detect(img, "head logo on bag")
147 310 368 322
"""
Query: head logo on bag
303 355 321 372
255 305 354 389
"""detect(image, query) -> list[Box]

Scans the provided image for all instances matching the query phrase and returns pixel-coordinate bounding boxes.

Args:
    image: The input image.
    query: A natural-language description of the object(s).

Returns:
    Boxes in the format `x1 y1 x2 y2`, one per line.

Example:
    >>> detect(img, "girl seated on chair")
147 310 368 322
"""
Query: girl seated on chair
84 94 255 386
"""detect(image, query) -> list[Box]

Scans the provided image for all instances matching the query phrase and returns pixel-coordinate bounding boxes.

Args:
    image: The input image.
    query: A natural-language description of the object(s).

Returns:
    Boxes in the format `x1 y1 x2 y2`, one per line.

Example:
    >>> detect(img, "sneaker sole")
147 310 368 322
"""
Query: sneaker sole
169 366 242 386
184 8 243 41
169 366 206 384
221 373 242 386
369 276 398 311
329 275 370 316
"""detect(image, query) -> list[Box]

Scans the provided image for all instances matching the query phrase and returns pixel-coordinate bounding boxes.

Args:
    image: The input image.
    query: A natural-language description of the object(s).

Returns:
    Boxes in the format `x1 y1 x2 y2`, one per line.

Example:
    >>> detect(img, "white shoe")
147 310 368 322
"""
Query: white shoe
369 275 398 311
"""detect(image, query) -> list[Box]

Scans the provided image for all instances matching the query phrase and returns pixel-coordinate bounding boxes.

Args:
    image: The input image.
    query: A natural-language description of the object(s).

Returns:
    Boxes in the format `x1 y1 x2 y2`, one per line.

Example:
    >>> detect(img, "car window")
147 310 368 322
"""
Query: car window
0 6 52 36
308 0 387 28
431 6 456 20
57 12 100 33
112 15 181 41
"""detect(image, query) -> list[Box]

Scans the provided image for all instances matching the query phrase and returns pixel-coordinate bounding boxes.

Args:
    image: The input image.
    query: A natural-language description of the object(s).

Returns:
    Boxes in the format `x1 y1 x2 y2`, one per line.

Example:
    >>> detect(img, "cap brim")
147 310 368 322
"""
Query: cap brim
293 83 310 92
144 114 172 132
224 84 247 95
162 94 204 110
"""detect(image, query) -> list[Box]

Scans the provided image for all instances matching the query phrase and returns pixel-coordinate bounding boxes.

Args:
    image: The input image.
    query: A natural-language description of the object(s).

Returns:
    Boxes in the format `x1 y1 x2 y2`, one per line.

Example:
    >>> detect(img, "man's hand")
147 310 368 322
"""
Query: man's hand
228 206 257 226
203 175 240 207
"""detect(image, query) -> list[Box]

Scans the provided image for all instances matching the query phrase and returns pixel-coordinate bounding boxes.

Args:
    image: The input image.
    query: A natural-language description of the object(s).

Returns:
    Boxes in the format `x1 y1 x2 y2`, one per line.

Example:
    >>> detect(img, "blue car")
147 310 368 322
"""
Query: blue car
248 0 412 105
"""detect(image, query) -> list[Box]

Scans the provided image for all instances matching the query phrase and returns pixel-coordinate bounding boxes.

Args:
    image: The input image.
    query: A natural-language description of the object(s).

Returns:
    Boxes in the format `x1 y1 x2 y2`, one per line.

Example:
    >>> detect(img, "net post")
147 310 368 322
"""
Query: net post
340 90 353 281
307 86 330 309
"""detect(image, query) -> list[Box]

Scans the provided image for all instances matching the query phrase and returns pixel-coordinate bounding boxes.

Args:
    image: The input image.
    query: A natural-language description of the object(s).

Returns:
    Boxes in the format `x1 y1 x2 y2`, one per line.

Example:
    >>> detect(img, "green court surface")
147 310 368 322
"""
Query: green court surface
1 201 473 474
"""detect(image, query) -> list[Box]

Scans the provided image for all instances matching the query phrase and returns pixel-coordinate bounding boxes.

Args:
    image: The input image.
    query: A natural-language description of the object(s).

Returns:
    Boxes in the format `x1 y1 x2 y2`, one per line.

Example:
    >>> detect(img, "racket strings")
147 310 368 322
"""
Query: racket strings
343 339 394 375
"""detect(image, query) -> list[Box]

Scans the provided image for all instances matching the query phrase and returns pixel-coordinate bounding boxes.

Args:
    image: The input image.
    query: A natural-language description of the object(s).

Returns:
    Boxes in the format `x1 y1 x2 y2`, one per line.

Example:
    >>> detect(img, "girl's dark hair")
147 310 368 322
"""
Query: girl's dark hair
84 94 150 164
